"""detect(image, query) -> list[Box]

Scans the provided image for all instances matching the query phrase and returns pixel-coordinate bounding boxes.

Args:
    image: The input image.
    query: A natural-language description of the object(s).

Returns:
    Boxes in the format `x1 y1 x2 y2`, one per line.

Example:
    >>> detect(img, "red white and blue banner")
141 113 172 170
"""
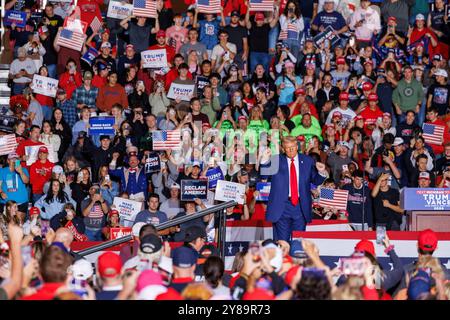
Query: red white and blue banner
400 188 450 211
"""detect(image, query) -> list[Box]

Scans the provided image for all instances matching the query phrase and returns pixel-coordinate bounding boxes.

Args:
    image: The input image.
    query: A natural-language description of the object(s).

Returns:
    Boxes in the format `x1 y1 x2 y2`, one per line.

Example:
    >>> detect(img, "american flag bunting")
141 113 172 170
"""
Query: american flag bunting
422 123 445 145
249 0 274 12
319 188 349 211
196 0 221 14
152 130 181 150
56 28 86 52
133 0 157 18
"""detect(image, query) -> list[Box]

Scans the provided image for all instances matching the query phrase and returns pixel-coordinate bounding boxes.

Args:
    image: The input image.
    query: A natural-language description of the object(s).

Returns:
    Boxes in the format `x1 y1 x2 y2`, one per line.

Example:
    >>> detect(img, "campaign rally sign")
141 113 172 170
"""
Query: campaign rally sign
31 75 58 98
313 26 341 48
401 188 450 211
88 116 115 135
4 10 27 28
113 197 144 227
64 16 88 34
25 145 56 166
107 0 134 19
205 167 224 189
141 49 168 68
196 75 210 98
110 227 133 240
181 180 208 201
215 180 246 205
256 182 271 201
144 152 161 173
167 83 195 102
0 115 18 133
81 46 99 66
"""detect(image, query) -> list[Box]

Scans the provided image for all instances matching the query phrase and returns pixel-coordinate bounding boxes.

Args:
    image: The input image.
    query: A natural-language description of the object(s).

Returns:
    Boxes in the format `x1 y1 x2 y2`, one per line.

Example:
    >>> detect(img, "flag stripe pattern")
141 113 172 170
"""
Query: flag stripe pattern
249 0 274 11
0 134 18 156
90 16 102 34
319 188 349 211
422 123 444 145
152 130 181 150
89 204 104 219
56 28 86 51
133 0 157 18
279 23 297 40
196 0 221 14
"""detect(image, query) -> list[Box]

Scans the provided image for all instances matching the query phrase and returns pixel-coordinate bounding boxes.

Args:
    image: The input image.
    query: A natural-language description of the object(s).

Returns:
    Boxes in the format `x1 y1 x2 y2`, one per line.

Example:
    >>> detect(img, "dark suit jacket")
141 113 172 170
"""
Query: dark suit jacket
266 153 326 223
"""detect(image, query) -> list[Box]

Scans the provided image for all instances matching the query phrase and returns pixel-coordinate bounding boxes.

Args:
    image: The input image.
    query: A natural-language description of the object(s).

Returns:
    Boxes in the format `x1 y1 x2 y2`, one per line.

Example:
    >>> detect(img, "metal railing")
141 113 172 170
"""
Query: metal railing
77 200 237 259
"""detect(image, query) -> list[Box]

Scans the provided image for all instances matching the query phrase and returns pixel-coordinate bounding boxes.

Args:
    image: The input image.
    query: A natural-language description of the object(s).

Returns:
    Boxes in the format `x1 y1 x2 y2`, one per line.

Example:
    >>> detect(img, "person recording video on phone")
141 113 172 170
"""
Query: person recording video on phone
349 0 381 48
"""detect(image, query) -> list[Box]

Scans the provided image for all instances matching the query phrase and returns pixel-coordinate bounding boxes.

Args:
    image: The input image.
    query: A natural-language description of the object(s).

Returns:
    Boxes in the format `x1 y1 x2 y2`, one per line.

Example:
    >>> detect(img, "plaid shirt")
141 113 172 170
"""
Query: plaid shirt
57 99 78 127
71 85 99 109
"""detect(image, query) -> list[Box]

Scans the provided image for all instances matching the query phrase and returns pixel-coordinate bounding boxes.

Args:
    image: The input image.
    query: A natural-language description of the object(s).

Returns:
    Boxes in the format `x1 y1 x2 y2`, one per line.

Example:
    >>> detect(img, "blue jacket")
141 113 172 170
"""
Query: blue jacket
109 166 148 199
265 153 326 223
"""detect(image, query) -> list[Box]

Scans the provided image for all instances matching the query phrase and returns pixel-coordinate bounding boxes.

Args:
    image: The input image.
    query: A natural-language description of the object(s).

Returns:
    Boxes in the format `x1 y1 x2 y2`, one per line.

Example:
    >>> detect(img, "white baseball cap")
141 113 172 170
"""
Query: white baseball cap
434 69 448 78
71 259 94 280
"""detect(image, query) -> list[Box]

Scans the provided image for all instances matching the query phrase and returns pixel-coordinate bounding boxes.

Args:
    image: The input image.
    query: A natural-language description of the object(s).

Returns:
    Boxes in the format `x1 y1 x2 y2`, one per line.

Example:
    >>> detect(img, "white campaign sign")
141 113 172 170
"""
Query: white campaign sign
214 180 246 205
112 197 144 227
107 1 134 20
31 75 59 97
25 145 57 166
167 83 195 102
141 49 168 68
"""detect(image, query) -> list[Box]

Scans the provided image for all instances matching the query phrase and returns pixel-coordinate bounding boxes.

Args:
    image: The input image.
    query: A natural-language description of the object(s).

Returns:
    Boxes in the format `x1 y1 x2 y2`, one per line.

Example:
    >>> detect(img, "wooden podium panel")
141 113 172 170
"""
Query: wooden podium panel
408 211 450 231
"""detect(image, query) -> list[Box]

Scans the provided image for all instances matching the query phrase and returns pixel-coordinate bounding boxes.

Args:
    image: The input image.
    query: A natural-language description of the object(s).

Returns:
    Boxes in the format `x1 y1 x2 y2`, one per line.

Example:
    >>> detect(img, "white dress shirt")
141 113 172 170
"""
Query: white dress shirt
287 154 300 197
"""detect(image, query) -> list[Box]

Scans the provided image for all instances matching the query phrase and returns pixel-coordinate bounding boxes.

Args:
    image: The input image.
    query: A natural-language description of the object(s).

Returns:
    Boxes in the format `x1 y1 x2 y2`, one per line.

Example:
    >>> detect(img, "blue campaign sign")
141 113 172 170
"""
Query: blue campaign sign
4 10 27 28
206 167 224 189
256 182 271 202
400 188 450 211
181 180 208 201
81 47 99 66
144 152 161 173
88 116 115 135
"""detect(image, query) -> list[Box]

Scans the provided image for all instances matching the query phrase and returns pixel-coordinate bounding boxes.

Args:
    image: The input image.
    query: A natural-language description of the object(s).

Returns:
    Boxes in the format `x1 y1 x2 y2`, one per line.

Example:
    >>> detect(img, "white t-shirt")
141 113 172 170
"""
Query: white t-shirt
9 58 36 84
211 42 237 71
325 106 356 126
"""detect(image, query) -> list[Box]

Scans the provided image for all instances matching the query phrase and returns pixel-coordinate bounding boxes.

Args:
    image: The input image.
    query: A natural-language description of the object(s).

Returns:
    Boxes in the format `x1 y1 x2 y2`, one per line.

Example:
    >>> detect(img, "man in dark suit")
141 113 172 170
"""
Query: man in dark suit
265 136 328 241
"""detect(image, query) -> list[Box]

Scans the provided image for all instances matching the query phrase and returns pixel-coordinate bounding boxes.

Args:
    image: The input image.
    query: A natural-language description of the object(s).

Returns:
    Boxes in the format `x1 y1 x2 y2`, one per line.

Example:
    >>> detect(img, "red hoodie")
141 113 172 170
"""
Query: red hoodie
30 159 54 194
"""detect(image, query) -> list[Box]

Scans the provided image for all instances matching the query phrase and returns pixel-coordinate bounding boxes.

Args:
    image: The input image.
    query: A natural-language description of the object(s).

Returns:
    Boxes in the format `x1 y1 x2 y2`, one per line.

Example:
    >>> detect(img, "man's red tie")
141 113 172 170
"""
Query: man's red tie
290 158 299 206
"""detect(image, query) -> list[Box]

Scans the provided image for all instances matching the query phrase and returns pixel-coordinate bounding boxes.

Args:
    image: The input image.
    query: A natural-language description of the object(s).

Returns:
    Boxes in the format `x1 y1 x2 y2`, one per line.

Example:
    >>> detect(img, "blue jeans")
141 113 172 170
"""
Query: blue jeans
268 24 280 54
12 82 28 95
46 64 57 79
42 105 53 121
249 52 271 75
416 99 426 127
85 228 103 241
283 35 303 60
32 193 43 205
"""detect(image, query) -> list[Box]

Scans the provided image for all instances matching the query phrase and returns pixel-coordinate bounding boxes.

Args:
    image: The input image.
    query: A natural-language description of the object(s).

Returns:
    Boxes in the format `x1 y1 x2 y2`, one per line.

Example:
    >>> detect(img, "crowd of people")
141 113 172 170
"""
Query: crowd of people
0 0 449 300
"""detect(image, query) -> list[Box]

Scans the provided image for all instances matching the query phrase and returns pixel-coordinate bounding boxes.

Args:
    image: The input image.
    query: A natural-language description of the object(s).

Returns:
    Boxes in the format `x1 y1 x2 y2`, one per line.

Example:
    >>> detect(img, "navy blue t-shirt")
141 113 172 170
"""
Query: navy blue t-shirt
312 11 346 31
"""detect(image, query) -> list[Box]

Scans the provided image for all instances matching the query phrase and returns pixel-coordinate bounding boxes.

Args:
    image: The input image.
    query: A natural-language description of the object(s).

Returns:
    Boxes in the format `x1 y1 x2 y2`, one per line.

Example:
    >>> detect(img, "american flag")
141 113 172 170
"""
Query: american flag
0 134 18 156
279 23 298 40
89 204 104 219
133 0 157 18
56 28 86 52
196 0 221 14
422 123 445 145
319 188 349 211
90 16 103 34
249 0 274 12
152 130 181 150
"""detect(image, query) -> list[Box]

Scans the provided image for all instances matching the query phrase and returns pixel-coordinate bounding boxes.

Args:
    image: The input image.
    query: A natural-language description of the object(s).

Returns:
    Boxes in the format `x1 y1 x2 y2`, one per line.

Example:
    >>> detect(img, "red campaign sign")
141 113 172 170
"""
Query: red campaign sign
65 221 89 242
63 16 88 34
110 227 133 240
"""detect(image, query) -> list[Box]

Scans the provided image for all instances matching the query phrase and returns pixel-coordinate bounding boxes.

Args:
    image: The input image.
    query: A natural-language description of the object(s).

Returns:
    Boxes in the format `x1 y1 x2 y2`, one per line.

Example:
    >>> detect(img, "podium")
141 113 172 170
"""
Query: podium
400 188 450 231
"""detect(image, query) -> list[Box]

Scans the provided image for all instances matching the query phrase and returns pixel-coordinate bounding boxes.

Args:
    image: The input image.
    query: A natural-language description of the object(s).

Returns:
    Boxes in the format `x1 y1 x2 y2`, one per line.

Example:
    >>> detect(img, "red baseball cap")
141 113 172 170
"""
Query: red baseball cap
202 122 212 129
29 206 40 217
108 209 119 218
39 146 49 153
296 135 305 142
336 57 346 65
355 115 364 121
97 252 122 278
156 30 166 38
295 87 306 96
126 44 134 51
362 82 373 91
382 112 391 118
255 13 265 21
155 287 183 300
364 60 373 66
388 16 397 23
354 239 375 257
238 116 248 122
368 93 378 101
418 229 438 252
339 92 349 101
